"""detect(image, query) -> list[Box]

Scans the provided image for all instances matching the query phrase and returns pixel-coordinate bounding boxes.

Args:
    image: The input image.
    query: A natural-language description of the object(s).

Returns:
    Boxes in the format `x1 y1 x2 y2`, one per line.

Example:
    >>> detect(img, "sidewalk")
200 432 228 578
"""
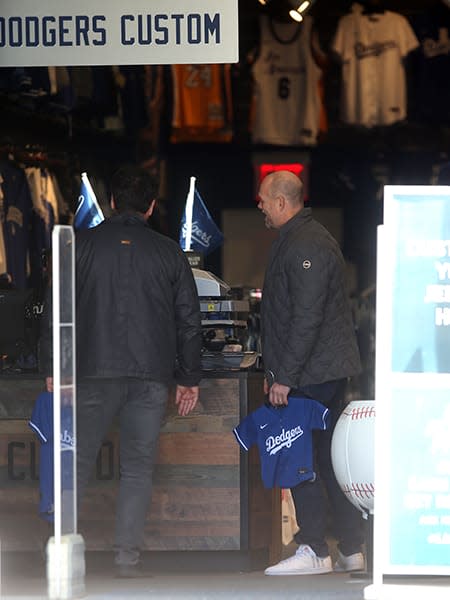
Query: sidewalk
1 549 370 600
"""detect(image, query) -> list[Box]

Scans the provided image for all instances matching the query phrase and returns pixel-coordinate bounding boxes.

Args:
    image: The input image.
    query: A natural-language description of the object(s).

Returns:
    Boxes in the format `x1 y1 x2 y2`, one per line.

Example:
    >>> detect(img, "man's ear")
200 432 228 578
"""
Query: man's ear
144 199 156 220
110 196 116 211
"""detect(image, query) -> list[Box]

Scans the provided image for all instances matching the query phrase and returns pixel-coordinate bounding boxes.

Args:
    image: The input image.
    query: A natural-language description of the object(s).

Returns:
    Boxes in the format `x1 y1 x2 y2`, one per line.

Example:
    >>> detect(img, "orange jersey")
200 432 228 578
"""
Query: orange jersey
171 64 233 143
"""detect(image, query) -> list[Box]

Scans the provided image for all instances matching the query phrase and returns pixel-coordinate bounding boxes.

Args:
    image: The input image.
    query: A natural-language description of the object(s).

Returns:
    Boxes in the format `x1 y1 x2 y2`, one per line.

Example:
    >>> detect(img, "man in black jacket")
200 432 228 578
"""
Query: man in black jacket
257 170 364 576
47 165 202 577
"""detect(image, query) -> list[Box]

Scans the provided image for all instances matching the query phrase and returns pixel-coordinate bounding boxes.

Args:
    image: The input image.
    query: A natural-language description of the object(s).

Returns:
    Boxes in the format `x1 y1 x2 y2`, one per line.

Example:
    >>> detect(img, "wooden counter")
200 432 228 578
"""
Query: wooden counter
0 371 281 568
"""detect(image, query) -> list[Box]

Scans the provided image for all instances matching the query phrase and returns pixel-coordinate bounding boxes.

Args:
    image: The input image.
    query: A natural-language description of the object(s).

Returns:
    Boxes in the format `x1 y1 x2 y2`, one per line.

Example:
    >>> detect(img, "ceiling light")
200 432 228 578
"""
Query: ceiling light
289 10 304 22
297 1 311 12
289 0 315 22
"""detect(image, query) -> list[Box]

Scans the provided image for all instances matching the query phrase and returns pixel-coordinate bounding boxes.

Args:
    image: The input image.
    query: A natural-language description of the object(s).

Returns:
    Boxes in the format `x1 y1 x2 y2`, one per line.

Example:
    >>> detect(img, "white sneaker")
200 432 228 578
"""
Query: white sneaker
264 544 333 576
334 549 365 572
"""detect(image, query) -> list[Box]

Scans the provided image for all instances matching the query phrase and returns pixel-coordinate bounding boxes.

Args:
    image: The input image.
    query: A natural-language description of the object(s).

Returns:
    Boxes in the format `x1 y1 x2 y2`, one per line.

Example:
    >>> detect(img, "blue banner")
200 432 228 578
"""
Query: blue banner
74 173 104 230
179 187 223 255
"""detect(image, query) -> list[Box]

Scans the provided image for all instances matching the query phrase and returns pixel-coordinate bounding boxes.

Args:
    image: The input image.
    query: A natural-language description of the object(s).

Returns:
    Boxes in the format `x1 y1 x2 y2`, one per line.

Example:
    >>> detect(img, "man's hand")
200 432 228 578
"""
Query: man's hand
46 377 53 392
175 385 199 416
268 382 290 407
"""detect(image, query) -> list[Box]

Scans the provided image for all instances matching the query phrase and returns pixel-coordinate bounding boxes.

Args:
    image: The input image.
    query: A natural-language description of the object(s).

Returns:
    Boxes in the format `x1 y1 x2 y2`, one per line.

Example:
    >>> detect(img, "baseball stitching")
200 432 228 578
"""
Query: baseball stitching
342 482 375 499
343 406 376 420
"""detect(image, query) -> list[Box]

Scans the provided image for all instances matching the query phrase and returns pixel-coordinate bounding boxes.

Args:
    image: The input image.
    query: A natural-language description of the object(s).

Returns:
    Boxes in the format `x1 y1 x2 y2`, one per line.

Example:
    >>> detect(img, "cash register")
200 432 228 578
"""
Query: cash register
192 268 260 370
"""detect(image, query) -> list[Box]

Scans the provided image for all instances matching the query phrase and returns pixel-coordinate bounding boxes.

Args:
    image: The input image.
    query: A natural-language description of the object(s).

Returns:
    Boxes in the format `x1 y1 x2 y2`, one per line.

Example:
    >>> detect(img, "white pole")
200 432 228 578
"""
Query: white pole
48 226 85 600
185 176 196 251
52 227 62 599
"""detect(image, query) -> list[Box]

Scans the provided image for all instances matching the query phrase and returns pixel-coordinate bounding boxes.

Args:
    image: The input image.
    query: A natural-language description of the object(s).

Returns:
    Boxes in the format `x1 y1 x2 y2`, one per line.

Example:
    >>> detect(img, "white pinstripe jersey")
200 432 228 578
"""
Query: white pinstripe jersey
332 8 419 127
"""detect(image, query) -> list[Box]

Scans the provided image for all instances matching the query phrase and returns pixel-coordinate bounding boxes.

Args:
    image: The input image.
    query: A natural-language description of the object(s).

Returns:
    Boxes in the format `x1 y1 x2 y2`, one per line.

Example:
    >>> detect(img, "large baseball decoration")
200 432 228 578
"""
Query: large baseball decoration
331 400 375 515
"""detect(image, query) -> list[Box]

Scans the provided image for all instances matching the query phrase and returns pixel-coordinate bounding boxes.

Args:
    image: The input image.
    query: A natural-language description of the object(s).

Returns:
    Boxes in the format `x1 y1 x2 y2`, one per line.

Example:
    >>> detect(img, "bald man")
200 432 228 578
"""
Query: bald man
257 170 364 576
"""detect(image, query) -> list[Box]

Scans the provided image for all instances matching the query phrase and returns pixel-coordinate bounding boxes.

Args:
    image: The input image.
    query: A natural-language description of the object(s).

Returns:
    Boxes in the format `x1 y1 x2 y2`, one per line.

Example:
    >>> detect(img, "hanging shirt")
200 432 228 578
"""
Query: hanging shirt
409 5 450 126
170 64 233 143
0 160 33 289
251 15 325 146
0 172 6 276
28 391 54 521
233 396 329 489
28 391 76 522
331 5 419 127
26 166 59 252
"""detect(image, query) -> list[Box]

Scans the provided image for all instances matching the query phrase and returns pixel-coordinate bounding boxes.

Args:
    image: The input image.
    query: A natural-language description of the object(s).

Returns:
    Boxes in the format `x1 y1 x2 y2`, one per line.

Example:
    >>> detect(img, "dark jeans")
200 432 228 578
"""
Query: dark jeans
290 379 364 558
77 377 168 565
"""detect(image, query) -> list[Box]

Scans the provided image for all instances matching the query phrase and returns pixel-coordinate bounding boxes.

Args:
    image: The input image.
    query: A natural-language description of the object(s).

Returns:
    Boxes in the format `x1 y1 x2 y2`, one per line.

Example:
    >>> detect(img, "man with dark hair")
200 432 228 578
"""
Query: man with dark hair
48 165 202 577
110 165 159 213
257 170 364 576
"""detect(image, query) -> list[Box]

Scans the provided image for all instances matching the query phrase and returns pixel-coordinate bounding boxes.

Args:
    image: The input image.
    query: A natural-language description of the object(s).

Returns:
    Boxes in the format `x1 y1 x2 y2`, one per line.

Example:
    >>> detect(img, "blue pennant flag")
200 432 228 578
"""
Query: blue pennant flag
74 172 104 230
179 177 223 255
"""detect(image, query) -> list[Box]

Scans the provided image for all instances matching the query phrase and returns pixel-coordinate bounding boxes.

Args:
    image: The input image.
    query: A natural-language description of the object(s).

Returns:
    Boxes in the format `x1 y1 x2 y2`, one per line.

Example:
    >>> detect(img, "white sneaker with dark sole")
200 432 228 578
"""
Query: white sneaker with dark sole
264 544 333 576
334 550 365 572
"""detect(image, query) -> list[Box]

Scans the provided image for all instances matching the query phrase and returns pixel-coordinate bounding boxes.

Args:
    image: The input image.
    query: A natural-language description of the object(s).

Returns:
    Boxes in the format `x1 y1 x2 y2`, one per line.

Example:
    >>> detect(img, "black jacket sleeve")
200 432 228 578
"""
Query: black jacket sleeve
173 251 202 387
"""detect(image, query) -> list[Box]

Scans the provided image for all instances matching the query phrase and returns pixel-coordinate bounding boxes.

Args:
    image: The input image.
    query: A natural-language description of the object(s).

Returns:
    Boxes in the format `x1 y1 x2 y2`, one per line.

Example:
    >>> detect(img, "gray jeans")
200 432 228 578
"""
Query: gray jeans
77 378 168 565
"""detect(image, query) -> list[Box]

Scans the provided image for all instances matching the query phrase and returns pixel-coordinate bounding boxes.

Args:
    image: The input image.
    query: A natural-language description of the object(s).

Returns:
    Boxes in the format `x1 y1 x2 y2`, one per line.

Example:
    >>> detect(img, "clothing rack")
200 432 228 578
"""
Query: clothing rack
0 143 70 168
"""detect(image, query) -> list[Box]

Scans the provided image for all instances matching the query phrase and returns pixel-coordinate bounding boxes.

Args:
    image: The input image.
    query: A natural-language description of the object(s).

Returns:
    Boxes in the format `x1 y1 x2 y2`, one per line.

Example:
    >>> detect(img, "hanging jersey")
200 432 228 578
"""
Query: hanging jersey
28 391 75 522
170 64 233 143
28 391 54 521
410 6 450 126
143 65 165 153
233 396 329 489
26 167 59 253
331 8 419 127
0 172 6 276
251 15 324 146
0 160 33 289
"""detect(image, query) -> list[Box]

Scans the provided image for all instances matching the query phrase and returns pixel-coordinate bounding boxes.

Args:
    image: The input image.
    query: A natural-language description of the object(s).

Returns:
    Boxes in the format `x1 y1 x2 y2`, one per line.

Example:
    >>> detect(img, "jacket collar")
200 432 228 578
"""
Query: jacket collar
279 207 312 237
108 212 149 227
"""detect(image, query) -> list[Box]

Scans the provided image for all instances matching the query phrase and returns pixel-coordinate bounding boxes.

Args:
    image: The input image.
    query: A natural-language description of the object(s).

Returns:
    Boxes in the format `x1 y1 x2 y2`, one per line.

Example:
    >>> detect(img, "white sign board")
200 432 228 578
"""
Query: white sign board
0 0 239 66
366 186 450 600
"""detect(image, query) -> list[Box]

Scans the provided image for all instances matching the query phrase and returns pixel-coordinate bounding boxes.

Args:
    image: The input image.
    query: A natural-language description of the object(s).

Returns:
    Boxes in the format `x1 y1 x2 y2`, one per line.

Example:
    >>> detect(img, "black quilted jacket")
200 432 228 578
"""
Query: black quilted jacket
74 213 202 386
261 208 361 389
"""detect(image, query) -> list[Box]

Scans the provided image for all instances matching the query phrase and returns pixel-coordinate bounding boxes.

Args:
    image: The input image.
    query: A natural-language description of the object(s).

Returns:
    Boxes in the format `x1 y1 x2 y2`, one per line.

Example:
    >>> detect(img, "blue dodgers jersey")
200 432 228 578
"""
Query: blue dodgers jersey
28 391 54 521
28 392 75 522
233 396 329 489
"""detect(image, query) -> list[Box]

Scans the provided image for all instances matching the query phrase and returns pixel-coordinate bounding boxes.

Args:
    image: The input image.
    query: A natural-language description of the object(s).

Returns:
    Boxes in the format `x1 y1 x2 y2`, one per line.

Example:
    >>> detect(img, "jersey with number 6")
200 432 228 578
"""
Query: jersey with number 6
251 15 325 146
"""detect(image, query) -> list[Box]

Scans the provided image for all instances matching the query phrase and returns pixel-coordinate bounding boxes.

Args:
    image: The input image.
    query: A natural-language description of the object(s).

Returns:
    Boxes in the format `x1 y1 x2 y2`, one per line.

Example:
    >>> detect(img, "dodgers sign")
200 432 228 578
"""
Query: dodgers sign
0 0 239 66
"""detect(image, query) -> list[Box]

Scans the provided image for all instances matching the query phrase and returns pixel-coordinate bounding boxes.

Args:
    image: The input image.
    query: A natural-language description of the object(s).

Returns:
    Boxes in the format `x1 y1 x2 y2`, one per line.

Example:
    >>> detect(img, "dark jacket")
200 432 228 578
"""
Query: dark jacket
73 213 202 386
261 208 361 389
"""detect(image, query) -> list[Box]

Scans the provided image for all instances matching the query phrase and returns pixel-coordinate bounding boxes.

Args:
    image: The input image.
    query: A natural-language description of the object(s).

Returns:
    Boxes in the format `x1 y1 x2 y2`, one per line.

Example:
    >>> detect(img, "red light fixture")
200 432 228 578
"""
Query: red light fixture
258 163 305 181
